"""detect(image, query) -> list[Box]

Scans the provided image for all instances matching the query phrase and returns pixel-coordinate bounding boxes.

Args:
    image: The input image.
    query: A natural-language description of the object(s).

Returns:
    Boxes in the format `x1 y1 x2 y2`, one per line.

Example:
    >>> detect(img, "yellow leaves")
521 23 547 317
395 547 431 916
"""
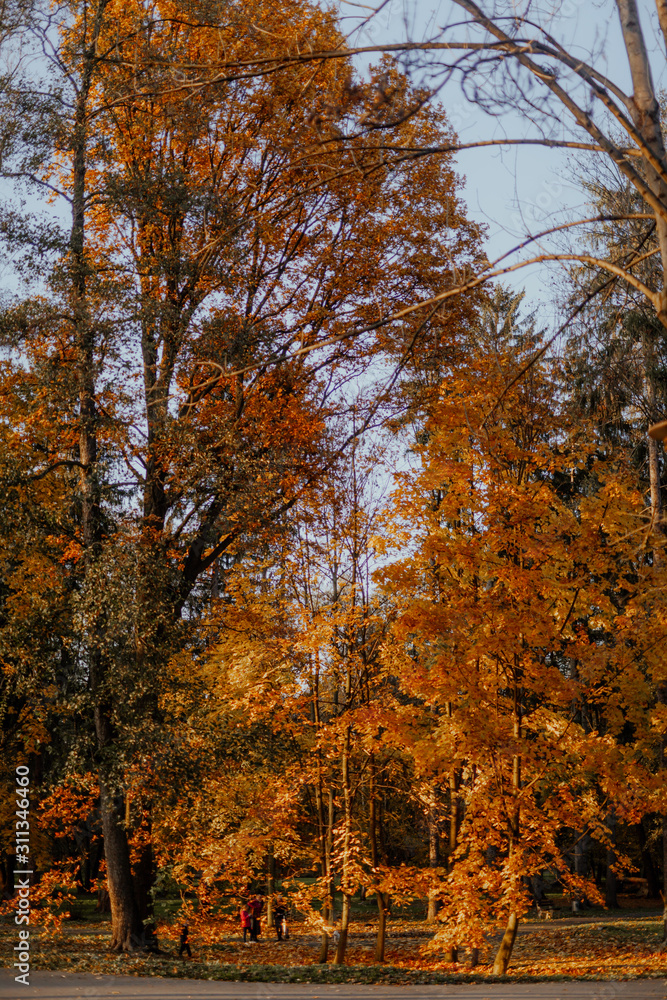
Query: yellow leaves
373 324 665 950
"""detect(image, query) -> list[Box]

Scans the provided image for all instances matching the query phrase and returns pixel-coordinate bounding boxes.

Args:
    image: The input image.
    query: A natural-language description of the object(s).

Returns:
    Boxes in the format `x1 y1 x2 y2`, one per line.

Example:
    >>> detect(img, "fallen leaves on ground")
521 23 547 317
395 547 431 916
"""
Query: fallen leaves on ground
1 916 665 984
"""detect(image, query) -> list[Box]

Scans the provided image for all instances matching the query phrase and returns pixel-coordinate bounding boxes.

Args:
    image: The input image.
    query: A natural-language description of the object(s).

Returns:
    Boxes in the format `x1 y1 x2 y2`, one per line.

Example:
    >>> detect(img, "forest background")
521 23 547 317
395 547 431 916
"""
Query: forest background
1 0 667 984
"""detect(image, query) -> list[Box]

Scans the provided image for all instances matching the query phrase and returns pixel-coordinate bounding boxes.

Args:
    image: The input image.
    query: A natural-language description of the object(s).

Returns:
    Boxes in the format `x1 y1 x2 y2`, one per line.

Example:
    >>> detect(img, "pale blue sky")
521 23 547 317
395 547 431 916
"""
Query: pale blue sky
336 0 667 325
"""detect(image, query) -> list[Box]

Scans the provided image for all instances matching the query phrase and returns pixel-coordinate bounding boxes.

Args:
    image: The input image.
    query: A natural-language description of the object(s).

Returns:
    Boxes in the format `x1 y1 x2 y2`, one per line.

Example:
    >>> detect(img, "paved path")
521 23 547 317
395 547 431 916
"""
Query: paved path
2 971 666 1000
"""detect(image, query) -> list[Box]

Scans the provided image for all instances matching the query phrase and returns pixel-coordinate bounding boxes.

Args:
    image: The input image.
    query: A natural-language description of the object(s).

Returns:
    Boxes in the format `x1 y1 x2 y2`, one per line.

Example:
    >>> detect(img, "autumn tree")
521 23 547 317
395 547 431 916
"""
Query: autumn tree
0 0 485 951
378 297 664 971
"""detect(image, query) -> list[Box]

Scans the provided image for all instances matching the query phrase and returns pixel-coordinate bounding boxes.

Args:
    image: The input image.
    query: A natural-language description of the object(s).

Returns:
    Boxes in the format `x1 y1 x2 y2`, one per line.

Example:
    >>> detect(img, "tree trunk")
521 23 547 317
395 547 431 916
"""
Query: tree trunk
635 820 660 898
640 295 667 941
99 783 143 951
616 0 667 327
444 712 460 961
266 850 275 926
492 674 521 975
574 830 591 904
318 786 335 963
314 653 334 964
318 927 330 963
335 891 351 965
369 751 388 962
605 810 619 909
334 726 352 965
375 893 389 963
492 912 519 975
132 840 154 924
426 799 439 922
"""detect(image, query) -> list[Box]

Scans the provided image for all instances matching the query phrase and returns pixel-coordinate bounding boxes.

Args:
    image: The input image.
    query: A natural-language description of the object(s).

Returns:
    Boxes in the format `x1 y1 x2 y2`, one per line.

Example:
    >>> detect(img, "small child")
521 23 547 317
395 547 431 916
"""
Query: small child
240 903 252 943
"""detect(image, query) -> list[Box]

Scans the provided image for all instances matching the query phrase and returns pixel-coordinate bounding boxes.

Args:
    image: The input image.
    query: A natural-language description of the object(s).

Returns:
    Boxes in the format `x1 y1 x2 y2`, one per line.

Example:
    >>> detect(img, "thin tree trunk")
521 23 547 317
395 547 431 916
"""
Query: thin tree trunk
266 850 275 926
314 653 333 964
605 810 619 909
635 820 660 898
426 799 439 923
643 331 667 942
315 775 330 964
321 787 335 962
334 726 352 965
375 895 389 963
573 829 591 908
445 706 460 962
370 751 389 962
492 676 521 975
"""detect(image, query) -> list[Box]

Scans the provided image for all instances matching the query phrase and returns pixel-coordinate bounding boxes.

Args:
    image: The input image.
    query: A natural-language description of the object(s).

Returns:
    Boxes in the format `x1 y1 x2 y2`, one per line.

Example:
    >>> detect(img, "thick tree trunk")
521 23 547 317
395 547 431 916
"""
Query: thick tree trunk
93 675 142 948
132 840 155 924
616 0 667 326
100 783 143 951
125 795 154 924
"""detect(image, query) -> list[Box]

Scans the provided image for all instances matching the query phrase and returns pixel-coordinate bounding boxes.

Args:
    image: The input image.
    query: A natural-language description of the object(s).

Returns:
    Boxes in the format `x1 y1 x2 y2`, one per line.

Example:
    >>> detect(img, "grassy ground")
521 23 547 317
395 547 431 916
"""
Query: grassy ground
1 897 665 984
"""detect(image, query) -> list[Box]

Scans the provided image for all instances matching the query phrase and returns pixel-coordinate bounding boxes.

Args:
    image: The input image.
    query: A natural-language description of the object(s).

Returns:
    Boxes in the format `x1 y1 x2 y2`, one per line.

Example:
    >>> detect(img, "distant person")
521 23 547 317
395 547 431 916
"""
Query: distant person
249 894 263 941
273 898 288 940
240 902 252 943
178 923 191 959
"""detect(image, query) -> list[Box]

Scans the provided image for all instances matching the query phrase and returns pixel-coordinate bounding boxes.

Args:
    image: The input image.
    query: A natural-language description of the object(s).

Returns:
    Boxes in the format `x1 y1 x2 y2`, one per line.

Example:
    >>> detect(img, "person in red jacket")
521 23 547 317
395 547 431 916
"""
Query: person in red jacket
239 903 252 944
249 894 263 941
